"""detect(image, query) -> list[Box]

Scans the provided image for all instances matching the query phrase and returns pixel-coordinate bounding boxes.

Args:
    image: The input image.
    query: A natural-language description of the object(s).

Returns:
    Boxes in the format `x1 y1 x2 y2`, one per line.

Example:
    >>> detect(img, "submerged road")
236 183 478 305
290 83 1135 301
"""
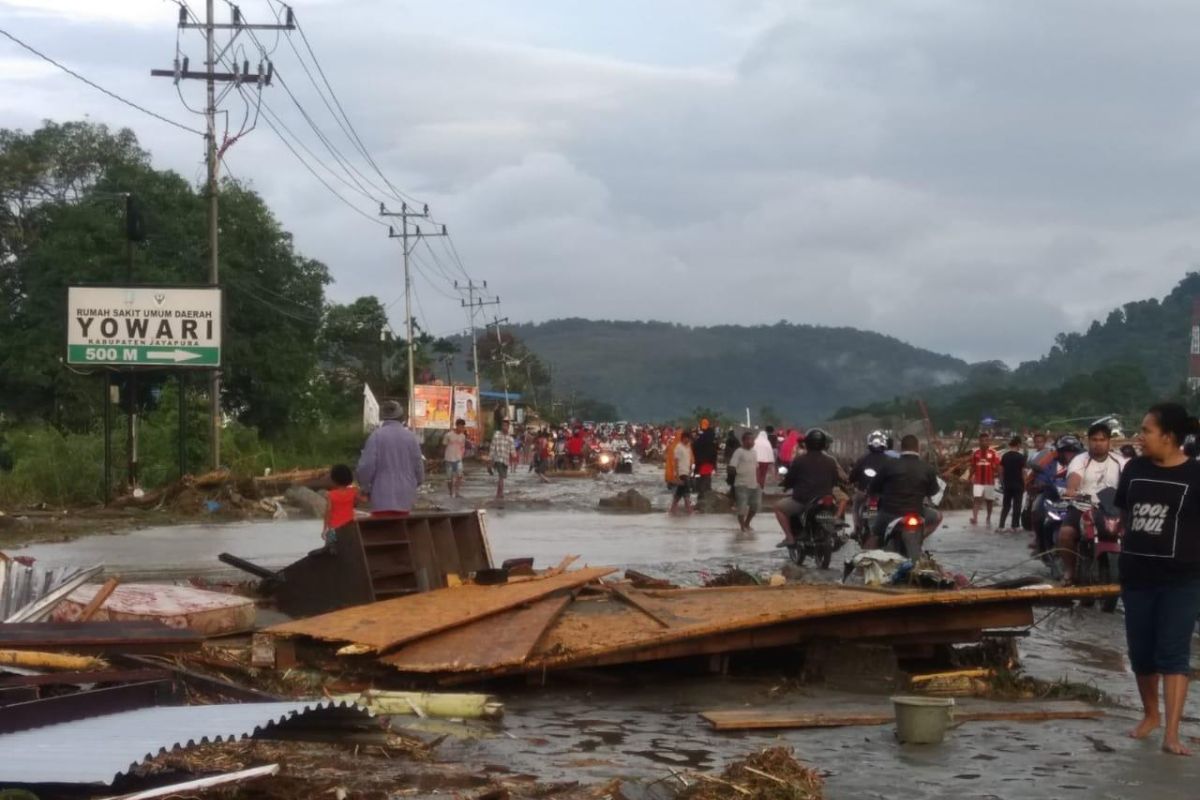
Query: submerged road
13 462 1200 797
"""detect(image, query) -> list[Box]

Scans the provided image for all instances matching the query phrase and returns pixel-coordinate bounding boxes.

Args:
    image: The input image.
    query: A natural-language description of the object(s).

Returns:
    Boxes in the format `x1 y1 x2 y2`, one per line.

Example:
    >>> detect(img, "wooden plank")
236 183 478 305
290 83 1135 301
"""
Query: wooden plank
268 566 615 652
452 514 490 575
380 592 573 673
0 621 203 654
429 518 462 579
405 519 439 591
78 578 120 622
607 586 671 628
701 702 1105 731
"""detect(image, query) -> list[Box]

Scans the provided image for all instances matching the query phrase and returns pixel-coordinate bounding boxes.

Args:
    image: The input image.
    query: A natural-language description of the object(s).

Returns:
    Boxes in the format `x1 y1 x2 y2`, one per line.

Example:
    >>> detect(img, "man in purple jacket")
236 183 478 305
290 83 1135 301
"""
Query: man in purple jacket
357 400 424 516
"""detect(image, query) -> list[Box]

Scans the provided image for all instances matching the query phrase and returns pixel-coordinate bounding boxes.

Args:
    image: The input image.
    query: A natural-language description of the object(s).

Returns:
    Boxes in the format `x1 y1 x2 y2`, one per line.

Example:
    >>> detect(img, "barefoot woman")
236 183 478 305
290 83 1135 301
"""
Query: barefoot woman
1115 403 1200 755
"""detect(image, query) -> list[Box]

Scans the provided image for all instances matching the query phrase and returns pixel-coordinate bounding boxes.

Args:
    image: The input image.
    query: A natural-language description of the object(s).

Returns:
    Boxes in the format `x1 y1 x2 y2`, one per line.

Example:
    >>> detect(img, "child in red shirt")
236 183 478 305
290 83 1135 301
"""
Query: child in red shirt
323 464 358 545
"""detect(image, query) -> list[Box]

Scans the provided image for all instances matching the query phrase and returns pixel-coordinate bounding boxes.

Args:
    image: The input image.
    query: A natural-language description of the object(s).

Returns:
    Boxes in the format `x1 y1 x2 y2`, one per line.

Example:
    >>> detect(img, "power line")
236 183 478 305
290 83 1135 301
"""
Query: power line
0 25 204 136
289 7 424 207
253 99 387 228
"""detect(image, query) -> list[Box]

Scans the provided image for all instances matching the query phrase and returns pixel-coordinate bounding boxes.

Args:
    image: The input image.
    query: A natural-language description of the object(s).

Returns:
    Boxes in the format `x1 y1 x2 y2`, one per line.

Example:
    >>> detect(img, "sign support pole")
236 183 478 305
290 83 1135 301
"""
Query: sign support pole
102 372 112 506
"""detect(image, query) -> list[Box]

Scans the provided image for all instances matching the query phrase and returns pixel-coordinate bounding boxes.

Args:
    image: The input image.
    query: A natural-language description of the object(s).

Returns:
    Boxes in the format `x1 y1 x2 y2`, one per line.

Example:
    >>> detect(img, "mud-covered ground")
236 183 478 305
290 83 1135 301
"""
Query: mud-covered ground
12 461 1200 798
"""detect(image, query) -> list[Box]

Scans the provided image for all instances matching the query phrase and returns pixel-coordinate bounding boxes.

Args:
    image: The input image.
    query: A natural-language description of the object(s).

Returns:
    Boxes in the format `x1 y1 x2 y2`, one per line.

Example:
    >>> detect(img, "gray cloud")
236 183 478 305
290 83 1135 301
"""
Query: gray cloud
4 0 1200 365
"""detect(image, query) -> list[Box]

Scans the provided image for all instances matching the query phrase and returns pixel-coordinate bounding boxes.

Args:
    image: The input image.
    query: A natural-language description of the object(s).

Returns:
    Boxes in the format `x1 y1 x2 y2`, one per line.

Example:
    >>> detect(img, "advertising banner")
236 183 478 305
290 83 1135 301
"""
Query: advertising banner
412 384 453 429
452 386 480 429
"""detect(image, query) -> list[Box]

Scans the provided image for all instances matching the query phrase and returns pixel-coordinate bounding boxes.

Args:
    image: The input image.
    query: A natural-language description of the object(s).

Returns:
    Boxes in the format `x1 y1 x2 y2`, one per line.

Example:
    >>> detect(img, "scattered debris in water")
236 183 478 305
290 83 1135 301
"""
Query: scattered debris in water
702 566 762 587
684 747 823 800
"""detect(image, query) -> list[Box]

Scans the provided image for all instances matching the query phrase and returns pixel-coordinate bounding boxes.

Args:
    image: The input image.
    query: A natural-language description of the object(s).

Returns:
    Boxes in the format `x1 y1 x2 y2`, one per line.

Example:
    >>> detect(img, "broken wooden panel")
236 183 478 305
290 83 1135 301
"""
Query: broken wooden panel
379 592 573 673
505 584 1101 672
268 567 615 652
469 598 1033 678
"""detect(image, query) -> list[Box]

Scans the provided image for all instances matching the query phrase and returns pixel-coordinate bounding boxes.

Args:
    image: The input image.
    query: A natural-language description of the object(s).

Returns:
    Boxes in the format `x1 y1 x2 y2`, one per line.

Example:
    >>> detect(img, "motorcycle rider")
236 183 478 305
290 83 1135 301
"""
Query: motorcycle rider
1059 422 1127 585
866 434 942 558
849 431 893 539
774 428 848 547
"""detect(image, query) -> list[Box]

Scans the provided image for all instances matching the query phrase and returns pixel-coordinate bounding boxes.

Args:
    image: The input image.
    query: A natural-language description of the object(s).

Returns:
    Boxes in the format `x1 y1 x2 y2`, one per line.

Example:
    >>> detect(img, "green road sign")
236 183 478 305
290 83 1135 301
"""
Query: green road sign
67 286 222 368
67 344 219 366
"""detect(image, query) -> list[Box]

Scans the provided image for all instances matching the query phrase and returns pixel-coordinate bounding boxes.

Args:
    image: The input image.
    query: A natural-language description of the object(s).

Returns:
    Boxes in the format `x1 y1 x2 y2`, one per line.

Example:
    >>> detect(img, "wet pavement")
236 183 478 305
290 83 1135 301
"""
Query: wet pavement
12 461 1200 797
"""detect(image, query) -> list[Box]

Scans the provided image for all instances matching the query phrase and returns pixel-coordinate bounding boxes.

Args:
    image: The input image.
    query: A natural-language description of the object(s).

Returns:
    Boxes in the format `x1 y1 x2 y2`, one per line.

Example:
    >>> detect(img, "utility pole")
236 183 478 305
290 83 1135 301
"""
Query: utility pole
152 2 290 469
456 280 498 427
488 315 512 420
380 203 447 421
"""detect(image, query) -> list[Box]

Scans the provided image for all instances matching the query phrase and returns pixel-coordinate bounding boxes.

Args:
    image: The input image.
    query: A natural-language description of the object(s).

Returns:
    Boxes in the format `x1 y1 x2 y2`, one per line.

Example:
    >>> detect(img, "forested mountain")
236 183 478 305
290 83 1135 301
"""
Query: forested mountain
831 273 1200 430
503 319 971 421
1010 272 1200 392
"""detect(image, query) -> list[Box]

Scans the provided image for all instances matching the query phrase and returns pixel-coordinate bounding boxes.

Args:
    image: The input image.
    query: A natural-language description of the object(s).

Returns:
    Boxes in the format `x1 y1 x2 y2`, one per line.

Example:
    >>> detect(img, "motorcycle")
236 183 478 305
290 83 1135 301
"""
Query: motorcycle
786 495 850 569
1038 482 1071 580
853 467 880 545
1077 487 1122 613
592 449 617 474
615 446 635 475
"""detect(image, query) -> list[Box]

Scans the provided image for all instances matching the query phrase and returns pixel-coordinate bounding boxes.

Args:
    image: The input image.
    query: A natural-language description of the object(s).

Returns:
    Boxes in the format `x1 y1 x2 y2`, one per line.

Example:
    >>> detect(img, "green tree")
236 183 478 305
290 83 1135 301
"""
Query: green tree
0 121 330 436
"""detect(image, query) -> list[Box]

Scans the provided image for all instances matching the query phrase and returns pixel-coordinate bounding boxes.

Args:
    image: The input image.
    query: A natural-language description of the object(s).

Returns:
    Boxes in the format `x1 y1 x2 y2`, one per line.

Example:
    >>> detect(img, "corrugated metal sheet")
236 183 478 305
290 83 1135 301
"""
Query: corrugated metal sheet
0 700 370 785
1 561 103 621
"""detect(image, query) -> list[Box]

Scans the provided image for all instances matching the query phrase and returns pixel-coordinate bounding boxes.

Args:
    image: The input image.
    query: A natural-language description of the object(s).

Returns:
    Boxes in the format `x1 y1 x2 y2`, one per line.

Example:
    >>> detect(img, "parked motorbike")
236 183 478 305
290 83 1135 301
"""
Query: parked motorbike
1077 487 1122 613
786 495 849 569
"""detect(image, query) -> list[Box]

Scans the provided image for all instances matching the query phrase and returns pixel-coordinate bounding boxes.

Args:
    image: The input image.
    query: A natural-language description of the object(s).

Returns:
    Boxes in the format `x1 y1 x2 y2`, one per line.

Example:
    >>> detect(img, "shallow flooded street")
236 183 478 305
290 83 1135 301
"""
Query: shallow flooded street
14 462 1200 797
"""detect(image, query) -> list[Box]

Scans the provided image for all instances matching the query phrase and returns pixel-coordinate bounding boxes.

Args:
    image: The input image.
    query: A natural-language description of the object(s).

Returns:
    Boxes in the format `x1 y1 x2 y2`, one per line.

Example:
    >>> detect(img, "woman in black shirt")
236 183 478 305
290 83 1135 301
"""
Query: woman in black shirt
1115 403 1200 755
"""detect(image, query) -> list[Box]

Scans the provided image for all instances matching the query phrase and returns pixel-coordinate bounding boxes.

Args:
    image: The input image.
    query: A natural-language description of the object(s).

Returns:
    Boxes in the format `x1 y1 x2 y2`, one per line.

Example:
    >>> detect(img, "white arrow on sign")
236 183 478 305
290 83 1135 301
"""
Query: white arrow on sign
146 349 203 363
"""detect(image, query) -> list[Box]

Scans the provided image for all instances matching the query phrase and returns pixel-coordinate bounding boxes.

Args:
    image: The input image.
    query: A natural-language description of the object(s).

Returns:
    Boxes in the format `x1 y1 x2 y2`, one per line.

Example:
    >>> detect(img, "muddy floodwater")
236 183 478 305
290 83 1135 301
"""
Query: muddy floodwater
16 462 1200 797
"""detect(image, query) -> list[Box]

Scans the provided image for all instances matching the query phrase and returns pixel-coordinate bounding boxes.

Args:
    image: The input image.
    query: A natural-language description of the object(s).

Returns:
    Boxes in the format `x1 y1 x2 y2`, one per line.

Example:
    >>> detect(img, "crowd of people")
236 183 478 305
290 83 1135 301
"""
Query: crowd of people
329 397 1200 756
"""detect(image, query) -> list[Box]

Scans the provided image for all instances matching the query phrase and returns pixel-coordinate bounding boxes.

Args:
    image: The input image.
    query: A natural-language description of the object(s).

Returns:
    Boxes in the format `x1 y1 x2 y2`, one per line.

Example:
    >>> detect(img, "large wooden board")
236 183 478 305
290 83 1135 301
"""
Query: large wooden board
466 598 1033 678
701 701 1105 731
379 593 573 673
510 583 1111 672
268 567 614 652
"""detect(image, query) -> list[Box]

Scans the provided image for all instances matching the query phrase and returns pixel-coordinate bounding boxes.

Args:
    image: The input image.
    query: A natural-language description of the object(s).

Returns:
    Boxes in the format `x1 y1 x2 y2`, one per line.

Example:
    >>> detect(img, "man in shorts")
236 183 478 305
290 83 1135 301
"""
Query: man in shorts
669 430 695 515
490 420 516 501
970 432 1000 528
729 431 762 531
442 418 468 497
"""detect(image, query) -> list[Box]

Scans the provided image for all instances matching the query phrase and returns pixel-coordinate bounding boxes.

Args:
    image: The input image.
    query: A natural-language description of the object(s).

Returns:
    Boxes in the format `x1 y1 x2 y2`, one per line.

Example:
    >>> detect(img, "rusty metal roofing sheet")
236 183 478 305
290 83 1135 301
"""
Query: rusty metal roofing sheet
0 700 369 786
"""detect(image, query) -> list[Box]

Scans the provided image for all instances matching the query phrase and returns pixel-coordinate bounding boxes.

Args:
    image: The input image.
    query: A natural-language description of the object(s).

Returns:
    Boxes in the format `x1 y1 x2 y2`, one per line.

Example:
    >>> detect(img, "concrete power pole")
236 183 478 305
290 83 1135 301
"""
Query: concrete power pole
456 280 498 424
152 2 291 468
488 315 512 419
380 203 447 421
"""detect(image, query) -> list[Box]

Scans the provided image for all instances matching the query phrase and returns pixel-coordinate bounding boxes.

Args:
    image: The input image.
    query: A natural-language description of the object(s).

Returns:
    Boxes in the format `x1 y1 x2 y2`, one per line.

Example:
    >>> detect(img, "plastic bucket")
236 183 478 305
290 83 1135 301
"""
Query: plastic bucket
891 696 954 744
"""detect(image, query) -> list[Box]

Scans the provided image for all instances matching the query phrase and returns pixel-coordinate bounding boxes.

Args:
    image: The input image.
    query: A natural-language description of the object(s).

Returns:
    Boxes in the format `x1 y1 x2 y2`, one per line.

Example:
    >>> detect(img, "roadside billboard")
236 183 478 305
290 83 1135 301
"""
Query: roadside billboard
412 384 453 429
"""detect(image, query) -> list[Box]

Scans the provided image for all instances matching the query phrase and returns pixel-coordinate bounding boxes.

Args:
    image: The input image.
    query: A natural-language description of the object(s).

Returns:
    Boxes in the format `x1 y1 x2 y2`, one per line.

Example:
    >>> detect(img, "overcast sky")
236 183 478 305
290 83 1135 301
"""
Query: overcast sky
3 0 1200 365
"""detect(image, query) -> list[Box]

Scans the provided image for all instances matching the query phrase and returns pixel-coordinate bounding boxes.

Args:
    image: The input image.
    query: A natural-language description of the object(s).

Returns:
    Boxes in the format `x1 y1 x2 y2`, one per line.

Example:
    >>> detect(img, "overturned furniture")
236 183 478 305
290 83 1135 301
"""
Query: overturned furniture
221 510 492 617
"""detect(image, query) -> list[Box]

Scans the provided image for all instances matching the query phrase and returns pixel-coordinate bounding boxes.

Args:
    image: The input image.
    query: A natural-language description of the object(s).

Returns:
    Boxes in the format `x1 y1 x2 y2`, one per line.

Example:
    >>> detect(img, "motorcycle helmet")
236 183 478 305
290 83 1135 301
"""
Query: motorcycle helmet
866 430 888 452
1055 434 1083 457
805 428 831 452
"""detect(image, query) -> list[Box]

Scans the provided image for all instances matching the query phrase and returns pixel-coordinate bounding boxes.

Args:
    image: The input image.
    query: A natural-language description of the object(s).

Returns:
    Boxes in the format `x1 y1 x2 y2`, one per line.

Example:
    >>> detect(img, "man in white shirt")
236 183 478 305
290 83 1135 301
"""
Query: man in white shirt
729 431 762 532
441 418 469 497
1060 422 1126 585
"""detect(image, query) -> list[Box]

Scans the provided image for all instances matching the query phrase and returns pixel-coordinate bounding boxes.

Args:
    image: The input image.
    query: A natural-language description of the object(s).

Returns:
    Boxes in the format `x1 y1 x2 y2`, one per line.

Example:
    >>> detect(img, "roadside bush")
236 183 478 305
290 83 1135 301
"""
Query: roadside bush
0 425 106 507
